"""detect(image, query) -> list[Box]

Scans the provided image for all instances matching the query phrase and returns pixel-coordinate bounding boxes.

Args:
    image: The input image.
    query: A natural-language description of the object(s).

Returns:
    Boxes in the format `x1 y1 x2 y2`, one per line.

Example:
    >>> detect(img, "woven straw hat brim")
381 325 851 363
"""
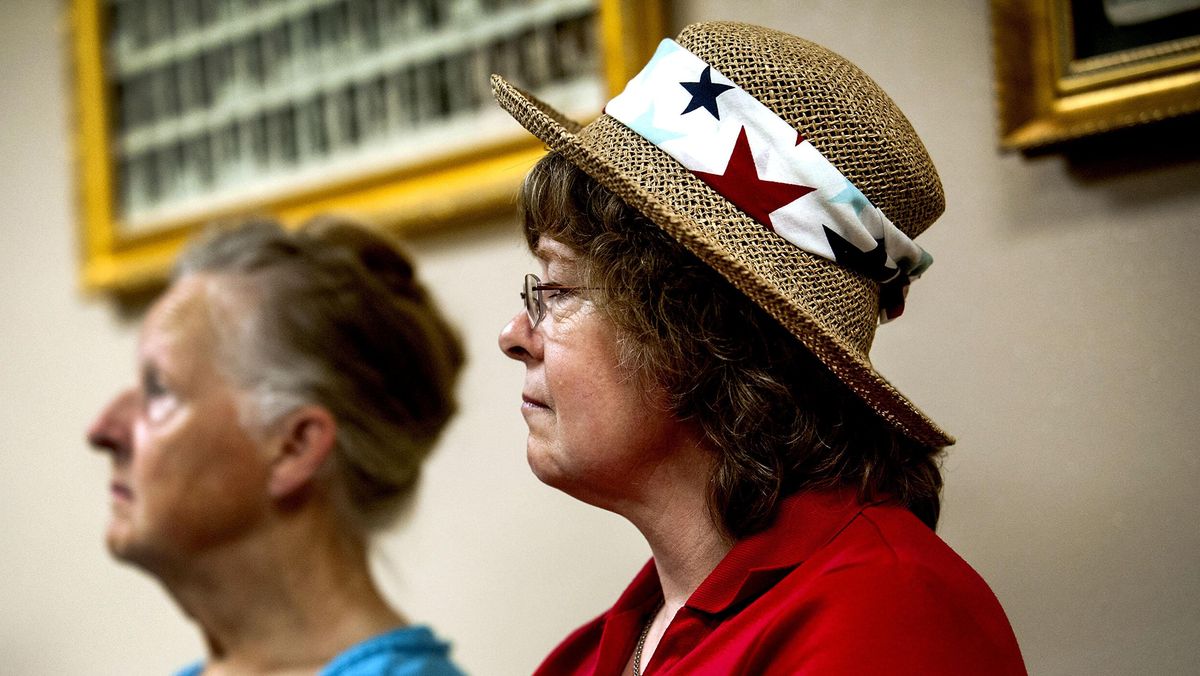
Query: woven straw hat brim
491 77 953 448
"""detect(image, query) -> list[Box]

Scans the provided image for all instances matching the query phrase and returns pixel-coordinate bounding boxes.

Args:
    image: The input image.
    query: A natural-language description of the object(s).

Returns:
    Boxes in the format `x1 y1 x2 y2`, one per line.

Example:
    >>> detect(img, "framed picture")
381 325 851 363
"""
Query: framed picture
992 0 1200 151
70 0 666 293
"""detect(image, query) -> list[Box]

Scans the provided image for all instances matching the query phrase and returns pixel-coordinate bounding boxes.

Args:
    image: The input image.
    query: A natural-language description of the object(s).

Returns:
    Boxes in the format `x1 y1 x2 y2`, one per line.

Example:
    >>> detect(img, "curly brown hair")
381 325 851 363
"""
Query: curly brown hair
521 151 944 538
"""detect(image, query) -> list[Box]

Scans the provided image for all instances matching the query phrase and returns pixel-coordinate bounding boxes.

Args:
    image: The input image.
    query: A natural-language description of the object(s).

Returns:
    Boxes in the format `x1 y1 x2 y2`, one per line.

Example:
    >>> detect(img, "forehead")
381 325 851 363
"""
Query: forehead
139 276 217 358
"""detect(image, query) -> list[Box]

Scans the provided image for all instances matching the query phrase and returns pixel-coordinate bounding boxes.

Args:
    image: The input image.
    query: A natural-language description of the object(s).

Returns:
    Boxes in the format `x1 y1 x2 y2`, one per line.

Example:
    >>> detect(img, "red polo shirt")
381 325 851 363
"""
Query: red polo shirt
535 489 1025 675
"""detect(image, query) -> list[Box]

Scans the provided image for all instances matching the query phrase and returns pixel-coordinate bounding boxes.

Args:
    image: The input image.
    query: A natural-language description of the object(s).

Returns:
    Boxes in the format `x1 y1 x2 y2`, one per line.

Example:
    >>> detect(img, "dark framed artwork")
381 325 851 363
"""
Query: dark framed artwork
992 0 1200 150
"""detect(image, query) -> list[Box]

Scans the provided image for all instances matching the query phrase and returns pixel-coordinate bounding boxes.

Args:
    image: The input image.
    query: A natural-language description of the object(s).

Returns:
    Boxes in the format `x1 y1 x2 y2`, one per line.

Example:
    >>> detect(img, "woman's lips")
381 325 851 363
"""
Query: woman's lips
110 482 133 501
522 393 550 410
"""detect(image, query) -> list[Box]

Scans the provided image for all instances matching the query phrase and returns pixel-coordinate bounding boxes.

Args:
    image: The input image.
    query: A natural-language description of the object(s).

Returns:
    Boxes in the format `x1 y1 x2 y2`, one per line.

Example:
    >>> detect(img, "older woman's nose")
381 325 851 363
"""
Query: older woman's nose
499 309 539 362
87 388 137 456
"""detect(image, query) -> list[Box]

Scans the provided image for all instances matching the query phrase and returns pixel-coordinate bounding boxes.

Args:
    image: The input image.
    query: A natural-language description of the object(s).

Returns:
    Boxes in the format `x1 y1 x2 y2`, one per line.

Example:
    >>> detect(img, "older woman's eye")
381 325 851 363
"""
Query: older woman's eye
141 367 178 423
545 287 577 300
142 368 166 398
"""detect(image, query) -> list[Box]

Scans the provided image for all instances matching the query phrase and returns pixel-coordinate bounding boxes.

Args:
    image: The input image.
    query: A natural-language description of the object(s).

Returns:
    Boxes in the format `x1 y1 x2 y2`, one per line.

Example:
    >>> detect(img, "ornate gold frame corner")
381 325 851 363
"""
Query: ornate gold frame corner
992 0 1200 152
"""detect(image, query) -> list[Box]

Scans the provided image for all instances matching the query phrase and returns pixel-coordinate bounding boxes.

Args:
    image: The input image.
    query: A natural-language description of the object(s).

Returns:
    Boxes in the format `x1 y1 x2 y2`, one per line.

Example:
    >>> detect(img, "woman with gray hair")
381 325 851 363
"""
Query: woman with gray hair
86 217 465 675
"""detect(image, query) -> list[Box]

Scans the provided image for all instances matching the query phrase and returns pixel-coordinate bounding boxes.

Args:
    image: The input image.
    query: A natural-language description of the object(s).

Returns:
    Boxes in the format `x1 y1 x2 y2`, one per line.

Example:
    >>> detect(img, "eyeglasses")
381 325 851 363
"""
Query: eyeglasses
521 273 589 328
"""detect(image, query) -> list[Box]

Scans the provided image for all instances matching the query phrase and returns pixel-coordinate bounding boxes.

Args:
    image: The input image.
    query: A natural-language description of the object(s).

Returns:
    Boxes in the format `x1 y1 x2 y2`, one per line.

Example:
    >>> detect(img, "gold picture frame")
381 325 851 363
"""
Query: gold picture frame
992 0 1200 151
70 0 666 293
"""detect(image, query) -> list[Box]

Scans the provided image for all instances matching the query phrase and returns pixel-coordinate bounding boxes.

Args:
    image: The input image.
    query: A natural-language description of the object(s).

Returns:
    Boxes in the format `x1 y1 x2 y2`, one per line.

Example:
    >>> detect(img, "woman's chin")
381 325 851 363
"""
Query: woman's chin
104 520 138 563
525 443 562 488
526 445 590 498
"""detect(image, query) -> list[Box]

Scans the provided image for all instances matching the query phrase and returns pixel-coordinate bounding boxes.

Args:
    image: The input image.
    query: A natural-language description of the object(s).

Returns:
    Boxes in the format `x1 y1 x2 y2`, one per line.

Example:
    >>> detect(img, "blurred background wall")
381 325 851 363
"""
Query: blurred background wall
2 0 1198 674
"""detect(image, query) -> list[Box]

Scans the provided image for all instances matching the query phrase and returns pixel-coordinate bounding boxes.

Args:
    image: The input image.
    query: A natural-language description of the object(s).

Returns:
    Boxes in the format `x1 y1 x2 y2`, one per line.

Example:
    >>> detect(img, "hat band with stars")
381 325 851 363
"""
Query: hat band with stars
604 39 934 322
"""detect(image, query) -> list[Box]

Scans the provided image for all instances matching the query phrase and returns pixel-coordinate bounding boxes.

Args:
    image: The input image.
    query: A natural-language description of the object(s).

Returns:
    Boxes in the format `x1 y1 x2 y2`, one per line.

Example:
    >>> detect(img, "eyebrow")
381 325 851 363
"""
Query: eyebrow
533 243 576 265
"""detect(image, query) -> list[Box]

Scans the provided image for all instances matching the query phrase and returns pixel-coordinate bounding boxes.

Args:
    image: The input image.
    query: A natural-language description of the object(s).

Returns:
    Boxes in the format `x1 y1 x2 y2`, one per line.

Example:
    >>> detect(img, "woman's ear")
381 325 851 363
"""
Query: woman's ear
267 405 337 500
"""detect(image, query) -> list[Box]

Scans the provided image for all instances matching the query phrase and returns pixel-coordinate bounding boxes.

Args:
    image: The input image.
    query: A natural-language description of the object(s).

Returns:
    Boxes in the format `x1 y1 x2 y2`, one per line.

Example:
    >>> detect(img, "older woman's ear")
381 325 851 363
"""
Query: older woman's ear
267 405 337 500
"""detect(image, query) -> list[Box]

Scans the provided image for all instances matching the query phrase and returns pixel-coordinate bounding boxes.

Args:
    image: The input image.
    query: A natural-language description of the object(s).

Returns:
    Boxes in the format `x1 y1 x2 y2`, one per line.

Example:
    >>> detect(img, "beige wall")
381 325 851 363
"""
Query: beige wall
2 1 1197 674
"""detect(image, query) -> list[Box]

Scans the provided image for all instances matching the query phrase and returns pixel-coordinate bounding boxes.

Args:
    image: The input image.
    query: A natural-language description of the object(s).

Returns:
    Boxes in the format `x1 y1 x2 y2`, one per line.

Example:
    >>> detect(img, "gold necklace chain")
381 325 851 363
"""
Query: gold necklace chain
632 601 663 676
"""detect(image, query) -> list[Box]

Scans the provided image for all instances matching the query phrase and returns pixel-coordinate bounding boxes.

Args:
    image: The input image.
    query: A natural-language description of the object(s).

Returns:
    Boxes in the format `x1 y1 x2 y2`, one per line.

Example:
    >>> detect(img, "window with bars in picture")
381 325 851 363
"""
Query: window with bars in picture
104 0 604 232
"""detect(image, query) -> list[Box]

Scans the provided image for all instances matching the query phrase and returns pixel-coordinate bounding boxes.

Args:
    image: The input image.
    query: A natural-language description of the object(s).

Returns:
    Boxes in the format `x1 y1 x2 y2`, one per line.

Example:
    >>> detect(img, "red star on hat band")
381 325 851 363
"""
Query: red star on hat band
691 127 816 231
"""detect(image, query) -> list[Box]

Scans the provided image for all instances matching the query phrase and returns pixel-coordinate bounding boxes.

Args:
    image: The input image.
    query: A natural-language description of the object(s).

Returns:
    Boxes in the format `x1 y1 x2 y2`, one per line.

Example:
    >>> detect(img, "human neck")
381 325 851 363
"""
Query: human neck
640 497 731 614
154 509 404 675
619 443 732 612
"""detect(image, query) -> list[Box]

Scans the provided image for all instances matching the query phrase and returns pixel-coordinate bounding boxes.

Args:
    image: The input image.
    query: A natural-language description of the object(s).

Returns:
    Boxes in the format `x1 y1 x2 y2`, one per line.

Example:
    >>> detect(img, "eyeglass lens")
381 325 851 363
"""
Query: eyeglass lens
522 273 543 327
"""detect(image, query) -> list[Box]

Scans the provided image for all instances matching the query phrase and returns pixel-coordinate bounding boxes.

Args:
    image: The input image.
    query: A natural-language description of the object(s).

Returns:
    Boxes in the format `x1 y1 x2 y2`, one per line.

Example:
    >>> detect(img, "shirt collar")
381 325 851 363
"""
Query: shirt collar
606 488 869 619
610 558 663 617
685 487 866 614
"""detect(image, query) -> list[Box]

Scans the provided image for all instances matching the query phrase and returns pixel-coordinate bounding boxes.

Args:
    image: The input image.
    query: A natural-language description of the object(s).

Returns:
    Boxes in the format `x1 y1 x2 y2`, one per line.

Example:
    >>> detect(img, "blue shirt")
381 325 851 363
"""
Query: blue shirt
176 625 465 676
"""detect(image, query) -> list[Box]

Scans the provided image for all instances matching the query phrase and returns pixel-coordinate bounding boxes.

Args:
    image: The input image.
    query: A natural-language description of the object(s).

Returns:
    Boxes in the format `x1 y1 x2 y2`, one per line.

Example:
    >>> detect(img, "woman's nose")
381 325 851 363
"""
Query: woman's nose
87 388 137 456
499 309 539 362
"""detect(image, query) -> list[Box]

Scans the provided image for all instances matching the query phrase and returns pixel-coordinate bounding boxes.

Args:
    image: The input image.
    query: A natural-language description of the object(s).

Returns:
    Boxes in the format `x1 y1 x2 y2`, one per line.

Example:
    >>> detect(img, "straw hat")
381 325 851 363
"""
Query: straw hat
491 21 953 447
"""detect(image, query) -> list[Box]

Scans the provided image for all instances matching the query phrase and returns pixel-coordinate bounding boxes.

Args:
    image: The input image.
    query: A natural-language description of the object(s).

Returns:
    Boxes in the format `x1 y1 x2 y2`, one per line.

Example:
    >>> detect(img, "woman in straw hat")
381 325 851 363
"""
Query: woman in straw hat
496 21 1025 675
87 218 466 675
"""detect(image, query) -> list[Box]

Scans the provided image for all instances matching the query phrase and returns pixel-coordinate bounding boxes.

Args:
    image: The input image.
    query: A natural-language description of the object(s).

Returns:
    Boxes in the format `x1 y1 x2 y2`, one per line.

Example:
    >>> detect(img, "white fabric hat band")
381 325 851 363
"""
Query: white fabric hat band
604 39 934 322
